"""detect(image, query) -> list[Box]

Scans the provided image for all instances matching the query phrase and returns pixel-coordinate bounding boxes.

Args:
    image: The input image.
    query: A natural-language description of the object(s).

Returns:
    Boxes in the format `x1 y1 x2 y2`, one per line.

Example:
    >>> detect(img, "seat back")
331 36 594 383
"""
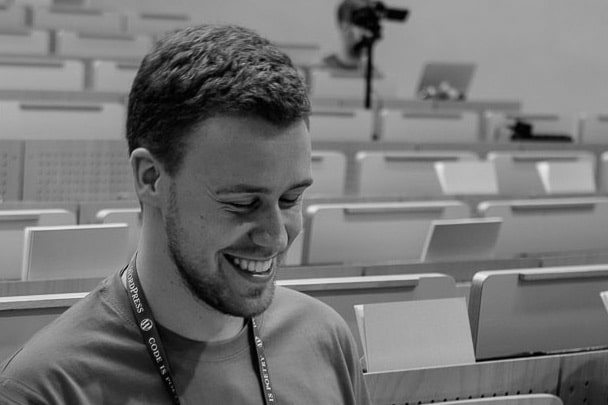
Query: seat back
309 109 375 141
486 112 577 142
435 394 563 405
488 151 596 196
0 209 76 280
95 208 141 260
435 160 499 195
355 150 479 197
302 200 470 265
21 223 129 280
381 109 478 143
469 265 608 360
478 197 608 258
536 160 596 194
0 101 125 140
308 151 347 196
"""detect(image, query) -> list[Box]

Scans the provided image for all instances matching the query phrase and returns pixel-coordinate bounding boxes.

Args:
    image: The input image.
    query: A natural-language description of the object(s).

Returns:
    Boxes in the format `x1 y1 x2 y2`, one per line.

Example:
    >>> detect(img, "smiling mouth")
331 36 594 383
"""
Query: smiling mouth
223 253 275 274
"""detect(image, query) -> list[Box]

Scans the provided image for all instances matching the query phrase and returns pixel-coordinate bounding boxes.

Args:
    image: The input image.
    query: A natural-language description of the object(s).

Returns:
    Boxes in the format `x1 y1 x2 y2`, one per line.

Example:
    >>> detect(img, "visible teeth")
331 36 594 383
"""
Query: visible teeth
229 256 273 274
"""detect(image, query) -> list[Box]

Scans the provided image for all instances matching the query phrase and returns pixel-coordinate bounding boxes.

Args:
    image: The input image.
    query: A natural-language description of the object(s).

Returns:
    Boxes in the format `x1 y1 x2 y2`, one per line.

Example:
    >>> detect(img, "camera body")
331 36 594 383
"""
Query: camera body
350 1 408 34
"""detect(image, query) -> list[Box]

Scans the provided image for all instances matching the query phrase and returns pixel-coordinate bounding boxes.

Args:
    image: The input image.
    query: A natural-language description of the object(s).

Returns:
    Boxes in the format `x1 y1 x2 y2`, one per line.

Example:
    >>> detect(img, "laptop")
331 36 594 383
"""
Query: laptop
416 62 476 101
420 217 502 262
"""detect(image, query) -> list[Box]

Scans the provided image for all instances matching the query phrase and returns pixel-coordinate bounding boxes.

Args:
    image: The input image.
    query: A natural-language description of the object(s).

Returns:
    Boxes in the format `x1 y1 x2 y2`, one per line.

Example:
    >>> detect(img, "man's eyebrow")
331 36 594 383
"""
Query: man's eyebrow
215 179 314 195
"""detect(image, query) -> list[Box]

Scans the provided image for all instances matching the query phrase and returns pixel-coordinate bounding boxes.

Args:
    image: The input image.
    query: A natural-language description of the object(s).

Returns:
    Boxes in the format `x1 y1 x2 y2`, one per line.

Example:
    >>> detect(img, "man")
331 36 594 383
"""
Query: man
321 0 373 72
0 24 371 404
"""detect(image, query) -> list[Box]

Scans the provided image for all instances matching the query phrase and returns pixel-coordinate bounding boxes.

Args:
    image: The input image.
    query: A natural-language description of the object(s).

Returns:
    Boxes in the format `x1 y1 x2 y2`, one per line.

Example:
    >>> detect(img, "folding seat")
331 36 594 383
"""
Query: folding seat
478 197 608 258
0 208 76 280
31 6 125 36
470 264 608 360
21 223 129 280
0 56 85 91
381 109 478 143
354 150 479 197
301 200 470 265
309 108 375 141
487 150 596 196
308 150 347 196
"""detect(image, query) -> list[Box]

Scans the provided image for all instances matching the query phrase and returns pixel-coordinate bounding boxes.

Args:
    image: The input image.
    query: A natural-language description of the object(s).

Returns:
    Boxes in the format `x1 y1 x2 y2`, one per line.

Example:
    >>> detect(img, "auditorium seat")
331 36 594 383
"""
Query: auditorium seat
89 59 138 92
54 30 153 61
485 112 577 143
536 159 596 194
124 11 193 36
21 223 129 280
78 199 139 224
0 56 85 91
0 100 125 140
308 150 347 196
478 197 608 259
0 29 50 56
354 150 479 197
364 355 561 405
381 109 478 143
469 265 608 360
276 42 321 69
578 113 608 144
428 394 563 405
435 160 499 195
0 209 76 280
0 2 28 32
487 151 596 196
95 207 141 259
0 291 86 362
22 140 134 201
301 200 470 265
31 6 125 36
308 69 394 100
309 108 375 141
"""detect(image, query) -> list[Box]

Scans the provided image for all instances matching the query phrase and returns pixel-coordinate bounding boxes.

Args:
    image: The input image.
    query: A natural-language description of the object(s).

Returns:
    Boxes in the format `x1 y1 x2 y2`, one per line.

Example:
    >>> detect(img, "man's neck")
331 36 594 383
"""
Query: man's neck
123 236 246 342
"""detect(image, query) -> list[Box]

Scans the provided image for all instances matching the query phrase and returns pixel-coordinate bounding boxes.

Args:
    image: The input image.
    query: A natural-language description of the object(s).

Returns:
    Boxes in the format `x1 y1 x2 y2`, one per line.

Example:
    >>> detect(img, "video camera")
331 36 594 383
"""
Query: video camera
350 1 409 35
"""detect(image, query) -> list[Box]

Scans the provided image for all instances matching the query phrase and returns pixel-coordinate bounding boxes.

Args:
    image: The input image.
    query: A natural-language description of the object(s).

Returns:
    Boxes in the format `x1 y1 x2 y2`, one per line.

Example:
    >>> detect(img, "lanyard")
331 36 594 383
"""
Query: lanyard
124 262 277 405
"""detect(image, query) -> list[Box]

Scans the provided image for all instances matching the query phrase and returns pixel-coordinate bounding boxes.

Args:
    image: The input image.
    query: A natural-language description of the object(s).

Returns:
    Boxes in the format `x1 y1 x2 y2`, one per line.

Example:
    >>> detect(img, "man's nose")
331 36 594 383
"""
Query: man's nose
250 205 289 253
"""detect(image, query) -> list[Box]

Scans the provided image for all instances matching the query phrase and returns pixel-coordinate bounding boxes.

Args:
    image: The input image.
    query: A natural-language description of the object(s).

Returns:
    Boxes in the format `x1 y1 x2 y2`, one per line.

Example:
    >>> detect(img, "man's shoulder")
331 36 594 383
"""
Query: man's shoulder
0 271 140 397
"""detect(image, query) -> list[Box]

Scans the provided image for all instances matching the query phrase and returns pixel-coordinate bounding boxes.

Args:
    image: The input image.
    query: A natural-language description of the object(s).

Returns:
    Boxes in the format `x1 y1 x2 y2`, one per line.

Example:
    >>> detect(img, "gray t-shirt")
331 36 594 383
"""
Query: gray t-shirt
0 271 371 404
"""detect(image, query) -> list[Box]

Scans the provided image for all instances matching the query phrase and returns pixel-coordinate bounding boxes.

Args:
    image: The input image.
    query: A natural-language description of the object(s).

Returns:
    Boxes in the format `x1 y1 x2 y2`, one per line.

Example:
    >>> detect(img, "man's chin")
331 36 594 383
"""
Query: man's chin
222 281 276 318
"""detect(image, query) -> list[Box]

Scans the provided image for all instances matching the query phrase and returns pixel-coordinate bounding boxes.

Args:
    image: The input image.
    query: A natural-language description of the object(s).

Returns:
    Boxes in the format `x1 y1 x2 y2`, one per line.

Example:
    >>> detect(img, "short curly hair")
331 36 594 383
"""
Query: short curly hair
126 24 311 176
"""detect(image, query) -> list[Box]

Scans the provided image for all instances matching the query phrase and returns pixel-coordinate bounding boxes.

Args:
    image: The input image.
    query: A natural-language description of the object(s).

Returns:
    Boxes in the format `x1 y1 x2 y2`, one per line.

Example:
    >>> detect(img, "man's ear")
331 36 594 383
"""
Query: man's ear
130 148 163 208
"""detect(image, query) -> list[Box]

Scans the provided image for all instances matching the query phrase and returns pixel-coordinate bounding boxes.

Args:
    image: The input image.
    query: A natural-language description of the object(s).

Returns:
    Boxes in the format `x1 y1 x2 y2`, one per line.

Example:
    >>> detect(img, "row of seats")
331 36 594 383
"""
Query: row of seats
293 197 608 265
4 264 608 364
2 263 608 404
1 95 605 146
2 139 607 201
310 108 608 144
3 195 608 279
0 2 193 38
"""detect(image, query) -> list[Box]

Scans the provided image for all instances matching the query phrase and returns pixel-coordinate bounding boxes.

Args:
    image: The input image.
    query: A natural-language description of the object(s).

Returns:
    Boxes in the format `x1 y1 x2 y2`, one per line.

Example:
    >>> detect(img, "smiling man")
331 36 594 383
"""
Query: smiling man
0 24 371 404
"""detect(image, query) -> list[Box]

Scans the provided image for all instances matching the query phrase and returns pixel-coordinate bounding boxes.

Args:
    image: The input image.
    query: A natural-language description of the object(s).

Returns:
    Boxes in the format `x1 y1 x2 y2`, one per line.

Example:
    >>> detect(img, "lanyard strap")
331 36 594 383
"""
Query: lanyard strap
124 262 277 405
126 264 181 405
251 317 276 403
